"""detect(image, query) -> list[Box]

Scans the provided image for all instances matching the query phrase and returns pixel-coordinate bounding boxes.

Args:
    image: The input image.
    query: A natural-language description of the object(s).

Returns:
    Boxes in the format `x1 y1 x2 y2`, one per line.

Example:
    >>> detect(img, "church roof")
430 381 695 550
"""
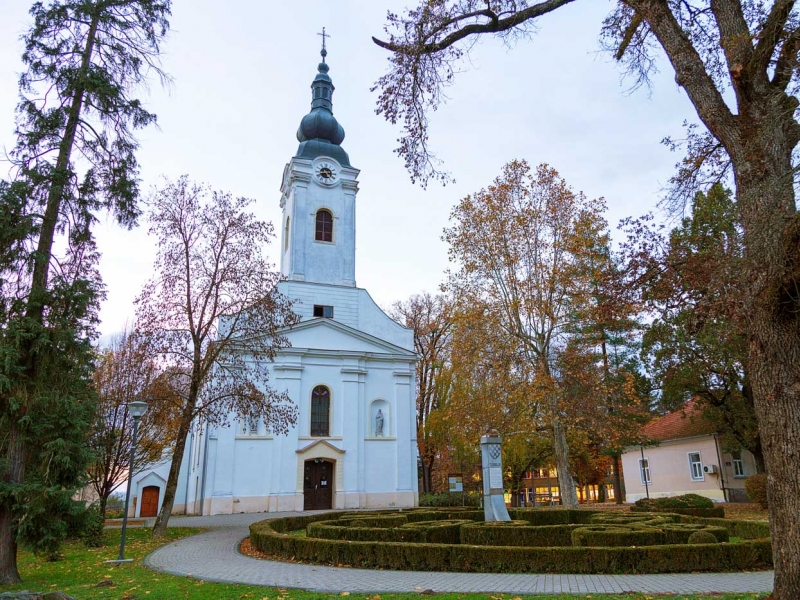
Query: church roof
295 45 350 166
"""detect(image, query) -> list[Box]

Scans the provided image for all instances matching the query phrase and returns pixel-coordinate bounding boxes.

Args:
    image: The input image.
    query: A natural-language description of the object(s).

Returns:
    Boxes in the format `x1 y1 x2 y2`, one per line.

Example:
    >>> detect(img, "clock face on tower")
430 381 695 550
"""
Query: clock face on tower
314 161 339 185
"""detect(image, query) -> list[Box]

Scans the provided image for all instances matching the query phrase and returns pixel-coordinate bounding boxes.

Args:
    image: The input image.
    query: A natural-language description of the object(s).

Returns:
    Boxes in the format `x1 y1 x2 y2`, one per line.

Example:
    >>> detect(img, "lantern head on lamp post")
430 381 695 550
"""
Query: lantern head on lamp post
106 400 148 564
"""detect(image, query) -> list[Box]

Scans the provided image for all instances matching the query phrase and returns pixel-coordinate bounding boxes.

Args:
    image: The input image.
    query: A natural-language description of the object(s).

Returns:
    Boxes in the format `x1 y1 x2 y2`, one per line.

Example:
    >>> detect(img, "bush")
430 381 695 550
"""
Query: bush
461 522 580 547
66 503 105 548
679 515 770 540
349 515 408 528
634 493 714 509
630 506 725 518
250 511 772 574
590 513 674 527
402 520 471 544
571 525 666 547
688 530 719 544
509 508 595 525
745 474 768 509
419 492 481 507
662 524 729 544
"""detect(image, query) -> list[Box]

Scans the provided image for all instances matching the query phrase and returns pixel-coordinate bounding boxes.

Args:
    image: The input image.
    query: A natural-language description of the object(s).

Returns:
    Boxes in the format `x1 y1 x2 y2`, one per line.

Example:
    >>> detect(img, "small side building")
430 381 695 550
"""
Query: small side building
621 401 758 503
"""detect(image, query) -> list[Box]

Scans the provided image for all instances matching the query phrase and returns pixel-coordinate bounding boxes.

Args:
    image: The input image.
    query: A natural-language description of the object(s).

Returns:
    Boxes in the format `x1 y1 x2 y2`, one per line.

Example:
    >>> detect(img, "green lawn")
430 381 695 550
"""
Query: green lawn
0 527 770 600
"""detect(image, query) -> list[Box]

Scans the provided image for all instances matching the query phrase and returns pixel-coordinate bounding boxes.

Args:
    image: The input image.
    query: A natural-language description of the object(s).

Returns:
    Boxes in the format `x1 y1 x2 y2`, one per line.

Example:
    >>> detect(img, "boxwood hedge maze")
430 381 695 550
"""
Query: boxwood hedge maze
248 507 772 574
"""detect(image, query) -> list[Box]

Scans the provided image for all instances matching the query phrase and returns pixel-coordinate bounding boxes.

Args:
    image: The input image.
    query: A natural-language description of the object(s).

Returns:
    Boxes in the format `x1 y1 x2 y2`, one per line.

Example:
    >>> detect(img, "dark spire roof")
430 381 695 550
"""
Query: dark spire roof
295 43 350 167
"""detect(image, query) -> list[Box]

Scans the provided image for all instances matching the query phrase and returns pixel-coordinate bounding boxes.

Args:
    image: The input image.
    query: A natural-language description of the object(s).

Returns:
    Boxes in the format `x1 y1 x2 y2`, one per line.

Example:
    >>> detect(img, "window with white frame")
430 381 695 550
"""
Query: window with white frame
639 458 652 485
241 416 260 436
732 451 746 478
688 452 704 480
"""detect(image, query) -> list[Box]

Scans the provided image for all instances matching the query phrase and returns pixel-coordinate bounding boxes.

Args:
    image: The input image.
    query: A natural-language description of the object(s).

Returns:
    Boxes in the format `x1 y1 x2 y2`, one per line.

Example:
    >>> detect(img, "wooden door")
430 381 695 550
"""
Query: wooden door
140 485 160 517
303 460 333 510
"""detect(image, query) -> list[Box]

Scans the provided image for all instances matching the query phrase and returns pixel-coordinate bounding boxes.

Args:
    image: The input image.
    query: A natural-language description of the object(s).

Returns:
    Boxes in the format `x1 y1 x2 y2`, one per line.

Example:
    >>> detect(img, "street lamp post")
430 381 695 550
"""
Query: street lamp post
108 400 148 564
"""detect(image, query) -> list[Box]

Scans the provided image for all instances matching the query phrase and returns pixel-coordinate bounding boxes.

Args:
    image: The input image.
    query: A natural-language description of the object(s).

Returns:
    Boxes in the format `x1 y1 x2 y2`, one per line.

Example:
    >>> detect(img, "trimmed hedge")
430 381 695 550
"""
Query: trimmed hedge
509 508 595 525
419 492 481 508
631 506 725 518
572 525 666 547
590 513 674 528
349 515 408 528
679 515 770 540
461 522 580 547
250 512 772 574
402 520 472 544
634 493 714 510
661 523 729 544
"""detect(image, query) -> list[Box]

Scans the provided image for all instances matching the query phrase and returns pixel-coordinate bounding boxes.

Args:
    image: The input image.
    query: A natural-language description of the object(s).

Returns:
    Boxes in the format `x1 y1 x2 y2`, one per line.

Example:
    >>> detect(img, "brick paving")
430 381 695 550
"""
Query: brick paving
142 512 775 594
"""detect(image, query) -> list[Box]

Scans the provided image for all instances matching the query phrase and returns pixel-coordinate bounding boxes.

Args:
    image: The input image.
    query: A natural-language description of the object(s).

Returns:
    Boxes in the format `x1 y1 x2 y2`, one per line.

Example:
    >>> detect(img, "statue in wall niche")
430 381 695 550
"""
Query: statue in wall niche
375 409 384 437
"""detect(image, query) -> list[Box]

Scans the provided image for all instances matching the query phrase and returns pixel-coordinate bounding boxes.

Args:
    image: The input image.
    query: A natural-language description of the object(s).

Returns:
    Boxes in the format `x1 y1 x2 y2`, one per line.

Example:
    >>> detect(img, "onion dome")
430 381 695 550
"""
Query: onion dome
295 46 350 166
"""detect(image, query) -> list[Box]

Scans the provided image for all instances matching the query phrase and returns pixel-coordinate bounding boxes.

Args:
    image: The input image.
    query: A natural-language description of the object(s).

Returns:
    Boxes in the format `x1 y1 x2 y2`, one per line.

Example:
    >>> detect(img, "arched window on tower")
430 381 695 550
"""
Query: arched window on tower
284 216 290 252
315 209 333 242
310 385 330 437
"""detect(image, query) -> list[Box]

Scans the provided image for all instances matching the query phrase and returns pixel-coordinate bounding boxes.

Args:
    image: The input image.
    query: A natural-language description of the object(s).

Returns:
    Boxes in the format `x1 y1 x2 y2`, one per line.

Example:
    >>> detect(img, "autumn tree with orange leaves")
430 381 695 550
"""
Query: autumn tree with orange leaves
444 160 615 508
391 293 454 493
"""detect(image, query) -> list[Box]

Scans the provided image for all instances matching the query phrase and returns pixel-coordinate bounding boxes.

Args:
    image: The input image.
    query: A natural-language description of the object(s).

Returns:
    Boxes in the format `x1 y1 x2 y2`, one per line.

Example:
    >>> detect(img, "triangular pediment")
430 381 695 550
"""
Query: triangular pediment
296 439 345 455
281 318 416 357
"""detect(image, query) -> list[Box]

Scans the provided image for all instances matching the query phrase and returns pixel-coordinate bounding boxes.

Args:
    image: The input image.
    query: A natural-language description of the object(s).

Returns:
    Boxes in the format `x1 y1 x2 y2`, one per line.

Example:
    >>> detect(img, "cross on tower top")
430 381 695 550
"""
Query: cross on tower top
318 27 330 62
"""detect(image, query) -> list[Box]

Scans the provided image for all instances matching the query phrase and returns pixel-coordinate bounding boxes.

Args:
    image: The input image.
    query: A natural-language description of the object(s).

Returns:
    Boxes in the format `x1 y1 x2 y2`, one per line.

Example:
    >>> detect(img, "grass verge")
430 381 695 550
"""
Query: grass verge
0 527 770 600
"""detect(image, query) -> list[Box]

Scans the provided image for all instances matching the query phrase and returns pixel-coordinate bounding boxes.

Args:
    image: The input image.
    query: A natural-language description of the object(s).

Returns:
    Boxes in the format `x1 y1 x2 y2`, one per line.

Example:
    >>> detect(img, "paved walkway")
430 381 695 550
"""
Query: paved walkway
143 513 774 595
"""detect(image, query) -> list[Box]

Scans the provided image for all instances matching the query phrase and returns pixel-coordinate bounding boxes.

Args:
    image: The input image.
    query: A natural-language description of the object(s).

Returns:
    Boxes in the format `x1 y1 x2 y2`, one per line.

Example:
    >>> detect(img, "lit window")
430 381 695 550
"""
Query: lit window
311 386 330 437
688 452 704 480
639 458 652 485
313 305 334 318
315 209 333 242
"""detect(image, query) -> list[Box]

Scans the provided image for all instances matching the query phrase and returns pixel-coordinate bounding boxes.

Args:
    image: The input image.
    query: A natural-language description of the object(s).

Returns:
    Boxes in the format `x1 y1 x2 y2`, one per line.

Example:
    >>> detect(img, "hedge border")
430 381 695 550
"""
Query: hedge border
631 506 725 518
250 510 772 574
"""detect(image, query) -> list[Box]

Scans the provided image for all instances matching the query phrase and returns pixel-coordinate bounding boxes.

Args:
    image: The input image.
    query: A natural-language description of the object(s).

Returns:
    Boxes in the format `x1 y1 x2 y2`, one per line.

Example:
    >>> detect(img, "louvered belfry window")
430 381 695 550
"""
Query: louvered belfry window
311 385 330 437
315 209 333 242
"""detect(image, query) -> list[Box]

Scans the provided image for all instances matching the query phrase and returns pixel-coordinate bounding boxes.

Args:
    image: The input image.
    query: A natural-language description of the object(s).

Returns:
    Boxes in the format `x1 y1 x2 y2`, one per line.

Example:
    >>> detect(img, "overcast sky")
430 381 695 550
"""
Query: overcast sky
0 1 698 339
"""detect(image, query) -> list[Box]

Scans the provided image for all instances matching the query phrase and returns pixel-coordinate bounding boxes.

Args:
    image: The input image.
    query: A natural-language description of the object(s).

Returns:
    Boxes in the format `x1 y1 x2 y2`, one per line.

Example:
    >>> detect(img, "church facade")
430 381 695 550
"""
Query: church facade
129 50 418 517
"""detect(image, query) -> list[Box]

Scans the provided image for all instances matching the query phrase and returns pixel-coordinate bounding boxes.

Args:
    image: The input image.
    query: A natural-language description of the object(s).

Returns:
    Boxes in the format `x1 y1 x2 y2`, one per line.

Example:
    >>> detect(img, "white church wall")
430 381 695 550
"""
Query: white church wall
357 290 414 351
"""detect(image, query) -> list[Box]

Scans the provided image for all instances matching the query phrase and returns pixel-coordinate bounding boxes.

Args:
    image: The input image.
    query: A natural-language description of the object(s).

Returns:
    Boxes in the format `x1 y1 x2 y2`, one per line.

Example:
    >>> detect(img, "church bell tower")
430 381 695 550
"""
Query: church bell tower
279 41 359 287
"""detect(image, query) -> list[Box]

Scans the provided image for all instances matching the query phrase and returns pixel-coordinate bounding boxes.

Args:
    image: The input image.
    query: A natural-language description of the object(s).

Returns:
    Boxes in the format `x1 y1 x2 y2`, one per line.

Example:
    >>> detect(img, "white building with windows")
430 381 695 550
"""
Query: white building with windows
129 48 418 517
621 400 759 503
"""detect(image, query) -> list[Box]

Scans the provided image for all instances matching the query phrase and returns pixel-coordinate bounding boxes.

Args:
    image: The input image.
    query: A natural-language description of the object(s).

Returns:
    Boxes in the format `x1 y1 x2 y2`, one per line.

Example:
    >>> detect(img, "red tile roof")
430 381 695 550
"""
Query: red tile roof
643 400 717 442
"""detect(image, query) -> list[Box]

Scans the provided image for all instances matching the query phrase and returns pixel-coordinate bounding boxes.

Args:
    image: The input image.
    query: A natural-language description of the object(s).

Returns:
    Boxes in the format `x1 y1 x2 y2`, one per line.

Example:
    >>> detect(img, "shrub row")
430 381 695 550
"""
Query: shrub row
250 514 772 574
461 521 580 547
349 515 408 528
572 525 666 547
419 492 481 508
680 515 770 540
508 508 595 525
634 493 714 509
631 506 725 518
307 518 471 544
589 513 674 527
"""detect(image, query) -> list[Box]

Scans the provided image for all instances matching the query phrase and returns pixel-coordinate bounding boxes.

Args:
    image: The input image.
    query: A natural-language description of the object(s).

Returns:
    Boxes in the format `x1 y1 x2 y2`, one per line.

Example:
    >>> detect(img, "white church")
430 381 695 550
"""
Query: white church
130 48 419 517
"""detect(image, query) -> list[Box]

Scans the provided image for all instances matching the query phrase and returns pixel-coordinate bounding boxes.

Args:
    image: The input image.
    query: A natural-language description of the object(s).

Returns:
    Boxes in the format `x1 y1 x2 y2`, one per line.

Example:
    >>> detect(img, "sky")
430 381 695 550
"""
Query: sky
0 0 699 339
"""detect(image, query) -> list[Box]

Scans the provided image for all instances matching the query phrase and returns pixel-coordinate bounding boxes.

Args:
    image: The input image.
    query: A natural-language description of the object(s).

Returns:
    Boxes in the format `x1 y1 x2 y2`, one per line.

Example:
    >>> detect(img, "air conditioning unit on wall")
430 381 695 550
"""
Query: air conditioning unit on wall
703 464 719 474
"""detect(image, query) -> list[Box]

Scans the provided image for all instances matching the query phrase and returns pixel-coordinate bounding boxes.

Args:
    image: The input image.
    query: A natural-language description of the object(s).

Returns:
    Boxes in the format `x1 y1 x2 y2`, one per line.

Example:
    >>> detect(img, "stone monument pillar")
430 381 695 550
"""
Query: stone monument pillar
480 430 511 522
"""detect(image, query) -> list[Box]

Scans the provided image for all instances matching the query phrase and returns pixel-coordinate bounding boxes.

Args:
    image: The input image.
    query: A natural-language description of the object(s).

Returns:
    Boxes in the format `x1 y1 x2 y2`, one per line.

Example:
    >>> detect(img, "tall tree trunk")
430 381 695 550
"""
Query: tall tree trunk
736 143 800 599
613 453 624 504
0 427 25 584
152 411 192 539
552 417 578 508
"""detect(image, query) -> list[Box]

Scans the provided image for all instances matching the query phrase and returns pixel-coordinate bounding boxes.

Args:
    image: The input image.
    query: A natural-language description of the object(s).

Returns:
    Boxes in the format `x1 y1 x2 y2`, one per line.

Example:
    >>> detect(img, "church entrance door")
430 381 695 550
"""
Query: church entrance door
303 460 333 510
